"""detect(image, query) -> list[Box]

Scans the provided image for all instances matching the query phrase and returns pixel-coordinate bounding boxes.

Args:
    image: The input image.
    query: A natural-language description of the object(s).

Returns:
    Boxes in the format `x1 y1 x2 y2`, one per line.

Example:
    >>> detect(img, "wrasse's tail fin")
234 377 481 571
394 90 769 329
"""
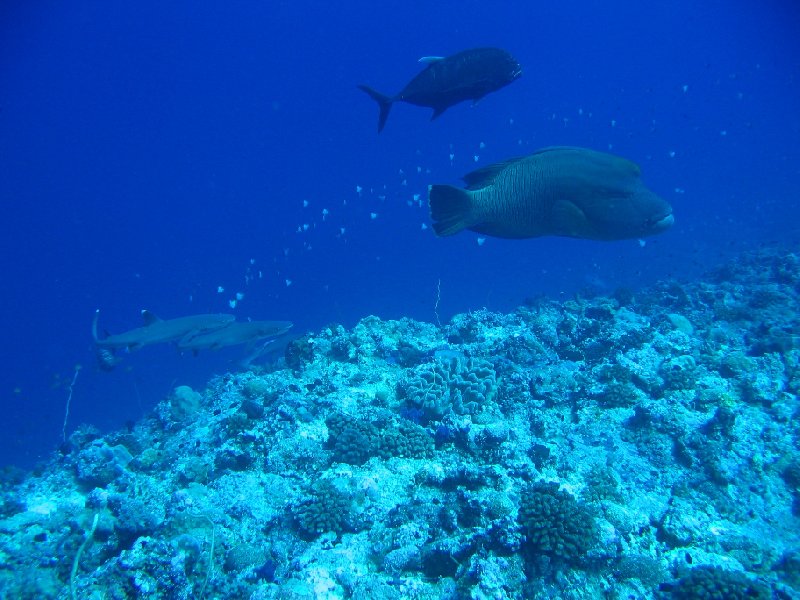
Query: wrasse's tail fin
428 185 476 236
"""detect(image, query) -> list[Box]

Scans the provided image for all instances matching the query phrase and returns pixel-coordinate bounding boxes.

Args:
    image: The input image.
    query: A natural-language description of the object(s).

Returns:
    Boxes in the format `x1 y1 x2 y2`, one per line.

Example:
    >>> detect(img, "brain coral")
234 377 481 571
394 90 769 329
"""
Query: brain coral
398 355 497 421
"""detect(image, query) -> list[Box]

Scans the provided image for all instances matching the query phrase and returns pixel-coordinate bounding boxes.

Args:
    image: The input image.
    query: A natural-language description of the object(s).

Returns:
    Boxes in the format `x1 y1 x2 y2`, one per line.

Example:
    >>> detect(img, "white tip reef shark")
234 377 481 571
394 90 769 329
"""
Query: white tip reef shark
177 320 293 353
92 310 293 371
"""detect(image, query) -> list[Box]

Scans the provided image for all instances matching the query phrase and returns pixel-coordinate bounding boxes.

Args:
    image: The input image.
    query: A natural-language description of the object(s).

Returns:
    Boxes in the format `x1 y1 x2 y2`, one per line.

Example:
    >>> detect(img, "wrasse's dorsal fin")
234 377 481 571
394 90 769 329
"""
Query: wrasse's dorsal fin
462 156 526 190
141 310 162 326
418 56 445 64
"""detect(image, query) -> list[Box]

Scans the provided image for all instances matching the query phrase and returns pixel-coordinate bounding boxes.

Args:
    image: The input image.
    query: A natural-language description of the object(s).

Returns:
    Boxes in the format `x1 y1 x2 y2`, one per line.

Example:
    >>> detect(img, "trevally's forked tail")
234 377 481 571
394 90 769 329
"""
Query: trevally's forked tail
357 85 393 133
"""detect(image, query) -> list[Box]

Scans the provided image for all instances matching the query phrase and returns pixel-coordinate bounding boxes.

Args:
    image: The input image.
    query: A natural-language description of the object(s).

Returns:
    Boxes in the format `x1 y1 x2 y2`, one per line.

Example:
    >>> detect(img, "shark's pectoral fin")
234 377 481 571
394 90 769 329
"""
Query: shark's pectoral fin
178 329 202 347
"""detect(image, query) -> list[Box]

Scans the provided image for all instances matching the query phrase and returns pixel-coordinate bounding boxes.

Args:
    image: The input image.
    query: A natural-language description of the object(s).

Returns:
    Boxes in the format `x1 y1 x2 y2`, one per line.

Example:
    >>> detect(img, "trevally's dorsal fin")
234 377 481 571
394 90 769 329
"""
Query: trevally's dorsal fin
462 156 526 190
418 56 445 64
141 309 162 326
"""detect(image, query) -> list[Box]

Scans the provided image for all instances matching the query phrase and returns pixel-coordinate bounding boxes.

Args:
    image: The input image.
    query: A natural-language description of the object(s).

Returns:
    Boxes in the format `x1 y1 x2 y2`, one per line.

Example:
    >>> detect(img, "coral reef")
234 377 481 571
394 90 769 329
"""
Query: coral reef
0 247 798 598
517 481 598 573
659 565 771 599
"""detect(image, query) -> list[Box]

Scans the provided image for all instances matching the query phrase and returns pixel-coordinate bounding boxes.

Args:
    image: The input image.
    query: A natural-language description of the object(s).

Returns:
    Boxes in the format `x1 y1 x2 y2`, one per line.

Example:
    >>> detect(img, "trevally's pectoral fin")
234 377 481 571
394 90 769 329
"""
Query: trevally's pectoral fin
431 105 449 120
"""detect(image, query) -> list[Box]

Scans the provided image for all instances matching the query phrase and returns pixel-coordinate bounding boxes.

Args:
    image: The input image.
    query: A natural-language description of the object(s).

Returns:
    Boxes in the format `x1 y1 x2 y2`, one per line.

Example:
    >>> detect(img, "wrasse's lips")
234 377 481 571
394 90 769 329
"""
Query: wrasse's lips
654 213 675 232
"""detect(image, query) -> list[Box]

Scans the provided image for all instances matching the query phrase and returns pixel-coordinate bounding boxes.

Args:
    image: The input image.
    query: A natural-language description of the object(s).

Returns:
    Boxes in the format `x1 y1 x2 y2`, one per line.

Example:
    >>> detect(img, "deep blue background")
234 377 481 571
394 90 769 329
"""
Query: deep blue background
1 1 798 469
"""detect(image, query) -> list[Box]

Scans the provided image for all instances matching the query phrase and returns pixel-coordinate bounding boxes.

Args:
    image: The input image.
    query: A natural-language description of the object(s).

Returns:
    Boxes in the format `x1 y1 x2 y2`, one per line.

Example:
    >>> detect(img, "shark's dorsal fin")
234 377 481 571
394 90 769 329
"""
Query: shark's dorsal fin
418 56 445 64
141 310 162 326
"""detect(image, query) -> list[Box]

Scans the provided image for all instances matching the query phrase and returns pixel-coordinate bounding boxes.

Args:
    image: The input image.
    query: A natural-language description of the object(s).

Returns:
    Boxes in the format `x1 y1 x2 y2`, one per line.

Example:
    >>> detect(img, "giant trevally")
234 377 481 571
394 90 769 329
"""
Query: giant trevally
177 320 294 352
428 146 674 240
358 47 522 132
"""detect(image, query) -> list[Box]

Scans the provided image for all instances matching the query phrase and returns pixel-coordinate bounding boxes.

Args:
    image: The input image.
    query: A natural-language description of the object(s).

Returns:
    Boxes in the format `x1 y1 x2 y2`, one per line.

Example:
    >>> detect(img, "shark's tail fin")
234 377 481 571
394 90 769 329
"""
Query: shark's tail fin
94 346 121 372
358 85 393 133
93 310 121 371
92 309 102 343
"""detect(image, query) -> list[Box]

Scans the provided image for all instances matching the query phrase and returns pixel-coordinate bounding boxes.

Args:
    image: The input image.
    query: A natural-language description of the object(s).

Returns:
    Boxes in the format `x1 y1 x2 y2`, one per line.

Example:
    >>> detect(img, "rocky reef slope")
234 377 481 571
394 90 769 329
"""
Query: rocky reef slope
1 248 798 599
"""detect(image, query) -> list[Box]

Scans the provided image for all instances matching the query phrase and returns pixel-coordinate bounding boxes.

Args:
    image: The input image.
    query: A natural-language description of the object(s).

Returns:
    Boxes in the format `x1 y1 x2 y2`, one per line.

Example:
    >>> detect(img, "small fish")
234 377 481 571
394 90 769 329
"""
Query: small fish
177 320 294 352
428 146 674 240
359 47 522 132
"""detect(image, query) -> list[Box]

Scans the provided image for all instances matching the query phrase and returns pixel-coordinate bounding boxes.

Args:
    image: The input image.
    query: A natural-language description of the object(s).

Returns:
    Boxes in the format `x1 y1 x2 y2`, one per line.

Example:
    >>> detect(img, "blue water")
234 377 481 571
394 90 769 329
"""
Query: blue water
1 0 798 469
